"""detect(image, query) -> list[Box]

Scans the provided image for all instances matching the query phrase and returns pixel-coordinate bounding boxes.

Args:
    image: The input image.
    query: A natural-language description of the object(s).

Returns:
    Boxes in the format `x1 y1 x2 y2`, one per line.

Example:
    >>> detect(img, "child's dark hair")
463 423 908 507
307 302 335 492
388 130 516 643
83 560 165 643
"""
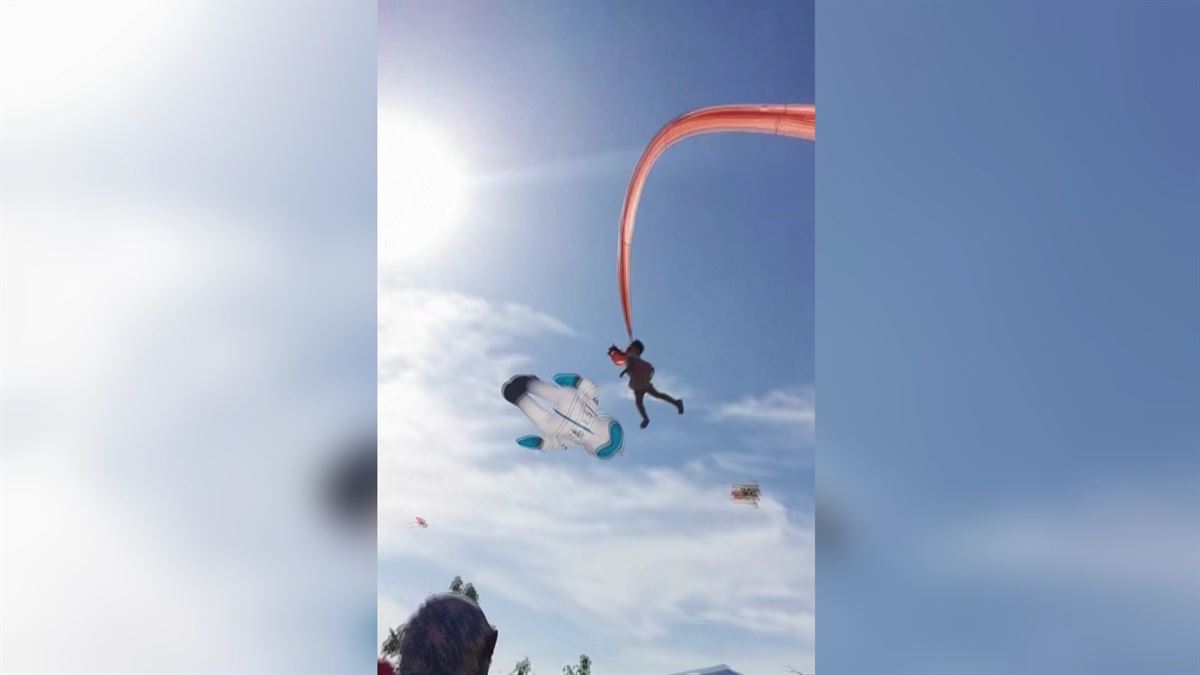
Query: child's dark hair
629 339 645 353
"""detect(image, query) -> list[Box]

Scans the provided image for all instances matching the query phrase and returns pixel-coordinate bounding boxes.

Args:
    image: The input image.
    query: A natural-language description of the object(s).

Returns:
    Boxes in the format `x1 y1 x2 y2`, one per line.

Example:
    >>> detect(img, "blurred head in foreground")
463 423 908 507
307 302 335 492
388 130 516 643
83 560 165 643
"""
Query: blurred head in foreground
323 435 376 531
398 592 498 675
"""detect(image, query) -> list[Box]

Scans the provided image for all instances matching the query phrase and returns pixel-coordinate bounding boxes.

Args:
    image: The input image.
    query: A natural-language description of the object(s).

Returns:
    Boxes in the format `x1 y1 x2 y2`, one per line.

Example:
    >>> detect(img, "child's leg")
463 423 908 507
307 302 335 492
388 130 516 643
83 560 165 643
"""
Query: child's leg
634 390 650 428
646 385 684 414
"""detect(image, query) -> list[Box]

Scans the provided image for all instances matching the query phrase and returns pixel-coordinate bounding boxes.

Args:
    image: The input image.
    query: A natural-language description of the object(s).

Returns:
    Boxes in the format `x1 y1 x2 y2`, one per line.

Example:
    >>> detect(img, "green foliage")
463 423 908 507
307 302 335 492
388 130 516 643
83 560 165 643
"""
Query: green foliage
562 654 590 675
381 625 404 658
511 657 533 675
449 575 481 605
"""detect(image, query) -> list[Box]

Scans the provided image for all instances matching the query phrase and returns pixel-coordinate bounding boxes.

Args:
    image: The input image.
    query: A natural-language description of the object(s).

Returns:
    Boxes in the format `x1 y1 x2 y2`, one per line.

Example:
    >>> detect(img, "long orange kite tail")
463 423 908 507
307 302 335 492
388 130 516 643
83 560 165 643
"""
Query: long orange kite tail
617 104 815 337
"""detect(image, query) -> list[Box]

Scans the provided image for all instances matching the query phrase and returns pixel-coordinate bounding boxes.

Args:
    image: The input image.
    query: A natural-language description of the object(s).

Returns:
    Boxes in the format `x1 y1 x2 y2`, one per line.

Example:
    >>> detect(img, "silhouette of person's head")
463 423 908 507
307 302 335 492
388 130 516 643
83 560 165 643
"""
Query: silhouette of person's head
324 435 376 530
398 593 498 675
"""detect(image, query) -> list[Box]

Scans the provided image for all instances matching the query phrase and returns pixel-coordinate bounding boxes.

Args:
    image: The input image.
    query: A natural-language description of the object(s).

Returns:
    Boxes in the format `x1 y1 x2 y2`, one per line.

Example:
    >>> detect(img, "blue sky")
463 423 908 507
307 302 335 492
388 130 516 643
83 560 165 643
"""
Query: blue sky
817 3 1199 673
378 2 814 673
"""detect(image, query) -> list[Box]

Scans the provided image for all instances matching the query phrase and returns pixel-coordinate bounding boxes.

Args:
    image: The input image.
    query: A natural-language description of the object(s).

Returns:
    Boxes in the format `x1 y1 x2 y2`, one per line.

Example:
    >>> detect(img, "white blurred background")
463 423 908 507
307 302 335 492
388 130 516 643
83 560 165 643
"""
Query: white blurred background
1 2 377 672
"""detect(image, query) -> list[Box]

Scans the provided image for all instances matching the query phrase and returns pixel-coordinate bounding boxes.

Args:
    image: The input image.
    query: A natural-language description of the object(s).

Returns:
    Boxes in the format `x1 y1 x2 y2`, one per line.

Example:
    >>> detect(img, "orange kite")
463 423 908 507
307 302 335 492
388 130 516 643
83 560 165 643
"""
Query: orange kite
617 104 815 337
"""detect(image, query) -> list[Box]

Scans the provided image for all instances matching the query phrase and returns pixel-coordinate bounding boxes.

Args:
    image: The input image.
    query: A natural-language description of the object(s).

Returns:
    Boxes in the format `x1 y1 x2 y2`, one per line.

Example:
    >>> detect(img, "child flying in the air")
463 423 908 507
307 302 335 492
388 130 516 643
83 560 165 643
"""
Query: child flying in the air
608 339 684 428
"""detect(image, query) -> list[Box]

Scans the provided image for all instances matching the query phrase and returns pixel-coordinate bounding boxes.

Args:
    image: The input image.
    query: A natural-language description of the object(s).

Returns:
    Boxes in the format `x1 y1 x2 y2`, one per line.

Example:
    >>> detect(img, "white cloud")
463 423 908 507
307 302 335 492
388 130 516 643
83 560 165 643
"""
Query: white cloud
378 285 814 669
710 449 811 478
709 388 815 435
934 484 1200 602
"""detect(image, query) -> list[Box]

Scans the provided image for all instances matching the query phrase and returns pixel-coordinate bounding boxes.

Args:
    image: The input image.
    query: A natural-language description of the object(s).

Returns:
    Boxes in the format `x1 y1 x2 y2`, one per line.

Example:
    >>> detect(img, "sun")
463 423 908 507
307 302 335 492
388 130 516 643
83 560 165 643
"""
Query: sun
378 116 469 265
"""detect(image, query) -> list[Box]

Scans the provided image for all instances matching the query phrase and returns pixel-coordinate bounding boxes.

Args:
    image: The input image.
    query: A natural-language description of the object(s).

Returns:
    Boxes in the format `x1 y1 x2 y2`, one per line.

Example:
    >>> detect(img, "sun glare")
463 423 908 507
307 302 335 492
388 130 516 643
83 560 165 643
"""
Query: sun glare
0 2 192 136
379 116 469 265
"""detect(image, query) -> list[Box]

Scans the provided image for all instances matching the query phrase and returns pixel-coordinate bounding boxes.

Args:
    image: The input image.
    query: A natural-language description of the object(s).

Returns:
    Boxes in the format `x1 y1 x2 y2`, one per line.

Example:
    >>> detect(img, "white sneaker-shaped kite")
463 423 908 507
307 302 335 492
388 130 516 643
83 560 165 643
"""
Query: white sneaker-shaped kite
502 374 624 459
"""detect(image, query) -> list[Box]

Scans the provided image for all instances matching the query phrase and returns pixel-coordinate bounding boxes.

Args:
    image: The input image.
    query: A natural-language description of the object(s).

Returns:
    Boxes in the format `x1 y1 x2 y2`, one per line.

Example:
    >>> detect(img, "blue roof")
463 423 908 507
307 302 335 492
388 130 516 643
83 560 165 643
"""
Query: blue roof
666 666 742 675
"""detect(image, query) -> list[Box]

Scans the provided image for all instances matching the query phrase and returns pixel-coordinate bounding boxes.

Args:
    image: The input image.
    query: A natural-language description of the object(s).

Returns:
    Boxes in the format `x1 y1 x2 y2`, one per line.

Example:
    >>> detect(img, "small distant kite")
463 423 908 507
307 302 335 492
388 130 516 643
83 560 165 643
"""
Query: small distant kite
411 516 428 528
502 373 624 459
731 482 761 507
